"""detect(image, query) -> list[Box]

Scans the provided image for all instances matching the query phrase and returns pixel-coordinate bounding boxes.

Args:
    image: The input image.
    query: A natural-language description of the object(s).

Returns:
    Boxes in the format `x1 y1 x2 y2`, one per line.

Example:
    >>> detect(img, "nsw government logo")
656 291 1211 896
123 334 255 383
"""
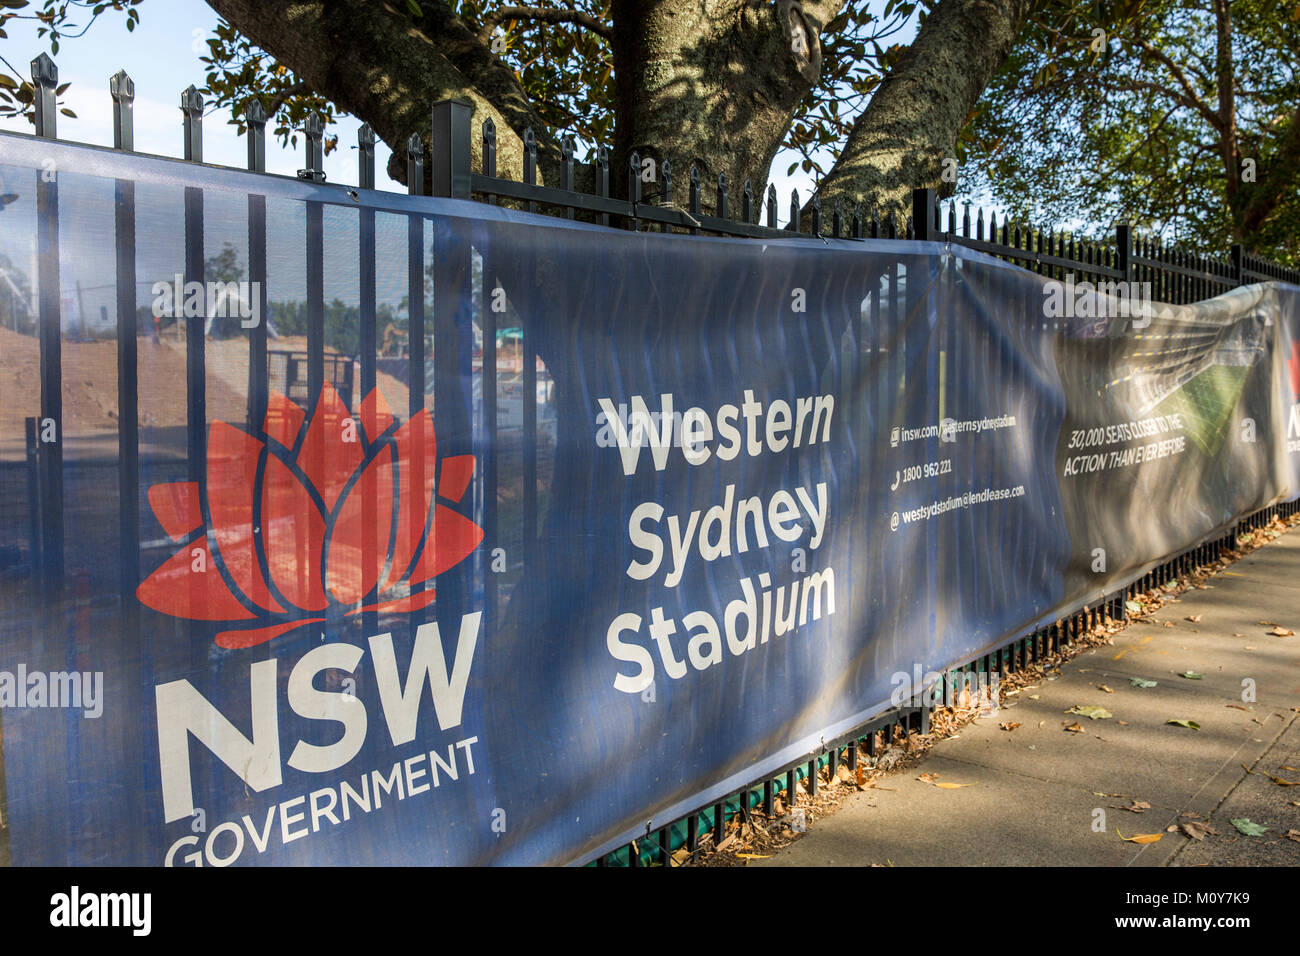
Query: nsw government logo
145 384 489 862
136 382 484 647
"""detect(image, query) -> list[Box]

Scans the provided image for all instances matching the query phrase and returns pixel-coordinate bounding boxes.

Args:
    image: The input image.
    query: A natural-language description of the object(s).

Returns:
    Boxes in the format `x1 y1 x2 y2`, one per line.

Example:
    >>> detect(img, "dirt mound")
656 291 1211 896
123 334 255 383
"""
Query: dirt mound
0 328 409 446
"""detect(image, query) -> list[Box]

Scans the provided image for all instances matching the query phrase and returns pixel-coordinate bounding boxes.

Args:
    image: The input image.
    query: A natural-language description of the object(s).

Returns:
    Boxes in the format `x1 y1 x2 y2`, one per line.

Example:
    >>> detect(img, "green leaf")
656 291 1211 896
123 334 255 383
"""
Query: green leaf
1130 677 1158 688
1180 671 1203 680
406 0 423 16
1067 705 1112 719
1167 719 1200 730
0 74 17 90
1231 818 1268 836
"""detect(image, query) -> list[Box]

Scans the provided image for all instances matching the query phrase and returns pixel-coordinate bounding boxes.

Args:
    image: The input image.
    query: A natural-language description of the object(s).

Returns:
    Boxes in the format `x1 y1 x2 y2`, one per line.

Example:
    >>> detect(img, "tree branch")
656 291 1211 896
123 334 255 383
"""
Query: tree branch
207 0 561 187
476 6 613 43
812 0 1033 219
1131 35 1221 132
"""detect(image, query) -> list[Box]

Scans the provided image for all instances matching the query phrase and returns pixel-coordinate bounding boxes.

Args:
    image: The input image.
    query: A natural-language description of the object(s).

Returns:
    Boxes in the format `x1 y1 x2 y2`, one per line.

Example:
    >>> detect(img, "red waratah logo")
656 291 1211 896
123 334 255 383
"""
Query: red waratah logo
1290 341 1300 398
136 383 484 649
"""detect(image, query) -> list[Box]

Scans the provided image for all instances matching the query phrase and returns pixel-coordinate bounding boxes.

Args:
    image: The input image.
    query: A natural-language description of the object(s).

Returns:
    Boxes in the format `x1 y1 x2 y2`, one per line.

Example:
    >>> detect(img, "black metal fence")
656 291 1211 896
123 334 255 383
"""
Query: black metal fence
4 52 1299 868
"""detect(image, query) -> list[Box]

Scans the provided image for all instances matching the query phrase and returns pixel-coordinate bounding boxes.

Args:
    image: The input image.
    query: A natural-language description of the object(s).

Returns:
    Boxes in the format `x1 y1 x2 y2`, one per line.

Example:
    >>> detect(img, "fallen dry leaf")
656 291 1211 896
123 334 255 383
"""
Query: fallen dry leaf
1064 721 1084 733
1269 626 1294 637
917 772 940 784
1098 685 1113 693
935 782 975 789
1180 821 1217 841
1186 615 1202 623
736 853 771 860
1118 829 1163 845
1116 800 1152 813
1226 704 1251 711
999 721 1022 731
1286 830 1300 844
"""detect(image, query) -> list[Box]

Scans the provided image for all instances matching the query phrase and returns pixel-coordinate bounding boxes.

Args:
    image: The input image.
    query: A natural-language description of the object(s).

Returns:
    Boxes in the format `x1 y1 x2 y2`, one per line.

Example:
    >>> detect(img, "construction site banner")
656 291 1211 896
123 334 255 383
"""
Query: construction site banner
0 136 1297 866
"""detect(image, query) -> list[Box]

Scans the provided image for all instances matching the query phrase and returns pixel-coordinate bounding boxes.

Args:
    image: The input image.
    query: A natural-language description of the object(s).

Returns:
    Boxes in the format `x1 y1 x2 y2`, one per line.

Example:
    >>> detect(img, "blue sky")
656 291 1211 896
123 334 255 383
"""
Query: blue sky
0 1 395 187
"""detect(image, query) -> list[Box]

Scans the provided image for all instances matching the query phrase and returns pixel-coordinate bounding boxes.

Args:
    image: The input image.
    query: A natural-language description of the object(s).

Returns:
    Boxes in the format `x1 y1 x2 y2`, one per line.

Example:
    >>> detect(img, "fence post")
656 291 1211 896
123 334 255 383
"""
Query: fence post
628 151 642 231
912 188 936 241
31 53 57 138
562 135 577 220
1229 243 1243 287
32 54 63 589
109 70 134 152
181 85 203 163
112 70 141 612
300 113 325 182
594 146 610 227
1115 222 1132 284
407 133 425 196
246 100 266 173
357 123 375 189
431 99 473 200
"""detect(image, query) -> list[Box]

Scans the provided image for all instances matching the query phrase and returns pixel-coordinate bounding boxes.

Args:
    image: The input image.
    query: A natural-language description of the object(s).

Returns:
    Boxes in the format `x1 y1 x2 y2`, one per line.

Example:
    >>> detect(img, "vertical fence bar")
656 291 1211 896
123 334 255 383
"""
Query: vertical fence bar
594 147 609 228
405 132 430 615
431 102 475 634
562 136 577 221
627 151 641 232
659 159 672 233
357 123 378 637
688 165 701 235
305 117 325 409
181 86 206 488
32 54 63 588
25 418 43 575
246 102 268 431
111 71 140 609
244 102 269 640
523 128 538 214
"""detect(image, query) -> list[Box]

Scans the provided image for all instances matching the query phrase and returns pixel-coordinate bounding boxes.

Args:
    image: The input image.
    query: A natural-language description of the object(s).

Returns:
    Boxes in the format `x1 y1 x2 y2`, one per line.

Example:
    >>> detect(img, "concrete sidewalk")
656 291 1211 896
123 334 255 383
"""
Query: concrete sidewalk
762 521 1300 867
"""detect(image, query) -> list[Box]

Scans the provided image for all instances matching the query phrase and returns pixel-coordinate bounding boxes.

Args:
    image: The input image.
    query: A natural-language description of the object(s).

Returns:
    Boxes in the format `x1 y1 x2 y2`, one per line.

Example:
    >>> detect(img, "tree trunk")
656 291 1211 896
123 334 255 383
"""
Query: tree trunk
812 0 1033 225
610 0 835 209
206 0 558 187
